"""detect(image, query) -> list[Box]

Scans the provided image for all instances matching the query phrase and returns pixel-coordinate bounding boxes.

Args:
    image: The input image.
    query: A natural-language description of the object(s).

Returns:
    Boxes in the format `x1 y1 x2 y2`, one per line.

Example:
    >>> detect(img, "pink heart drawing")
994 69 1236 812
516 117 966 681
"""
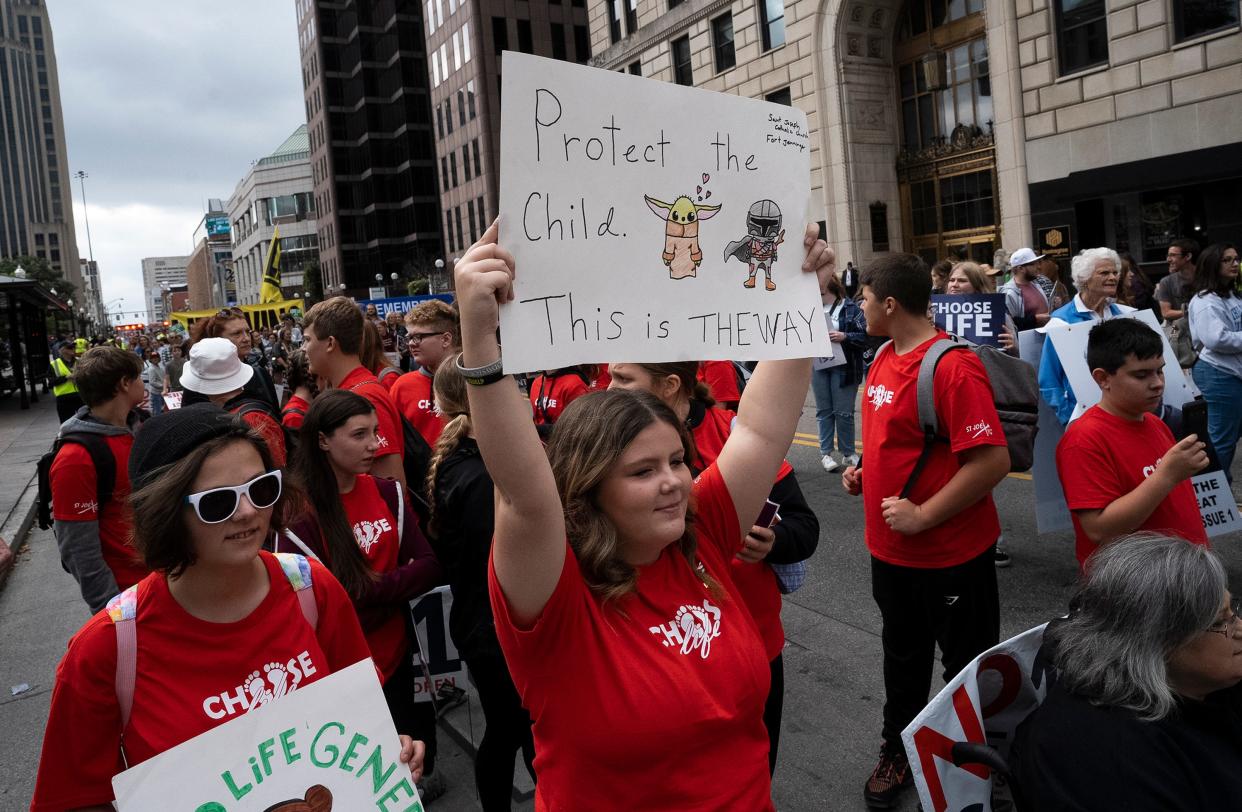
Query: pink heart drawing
696 185 702 194
705 191 712 198
702 173 710 183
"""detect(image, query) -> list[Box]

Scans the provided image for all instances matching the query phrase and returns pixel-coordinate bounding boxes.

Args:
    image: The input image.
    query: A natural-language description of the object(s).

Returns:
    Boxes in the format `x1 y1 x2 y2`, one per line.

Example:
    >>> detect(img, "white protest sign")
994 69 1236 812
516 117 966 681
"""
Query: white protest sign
1193 470 1242 536
408 585 469 704
498 51 826 372
902 624 1048 812
162 390 183 410
1018 329 1071 535
113 659 423 812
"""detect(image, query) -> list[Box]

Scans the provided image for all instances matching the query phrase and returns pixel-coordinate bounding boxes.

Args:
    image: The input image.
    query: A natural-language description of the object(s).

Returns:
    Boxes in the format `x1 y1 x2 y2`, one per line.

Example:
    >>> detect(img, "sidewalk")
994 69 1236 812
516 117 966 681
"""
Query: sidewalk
0 391 61 556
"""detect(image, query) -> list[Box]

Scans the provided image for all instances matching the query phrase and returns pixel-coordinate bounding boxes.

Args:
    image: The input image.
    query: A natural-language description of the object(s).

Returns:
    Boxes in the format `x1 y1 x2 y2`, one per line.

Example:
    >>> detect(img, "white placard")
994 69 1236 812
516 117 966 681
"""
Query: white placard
497 52 826 372
1193 470 1242 537
113 660 422 812
408 585 469 704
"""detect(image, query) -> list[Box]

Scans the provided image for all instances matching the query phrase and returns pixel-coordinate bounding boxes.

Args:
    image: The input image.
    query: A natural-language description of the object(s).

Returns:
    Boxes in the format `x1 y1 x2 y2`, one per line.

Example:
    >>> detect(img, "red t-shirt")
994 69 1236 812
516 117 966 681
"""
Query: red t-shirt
861 333 1007 568
530 371 592 425
699 360 741 403
1056 405 1208 568
30 552 372 811
377 366 401 391
691 405 792 660
49 432 148 590
281 394 310 431
593 364 611 391
490 465 773 811
235 407 287 468
341 365 404 460
391 368 446 447
340 474 409 679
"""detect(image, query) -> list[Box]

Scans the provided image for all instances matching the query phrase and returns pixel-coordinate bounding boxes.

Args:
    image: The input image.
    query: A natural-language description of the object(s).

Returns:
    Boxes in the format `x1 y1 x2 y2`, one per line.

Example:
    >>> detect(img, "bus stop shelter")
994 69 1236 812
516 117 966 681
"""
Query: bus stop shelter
0 275 68 409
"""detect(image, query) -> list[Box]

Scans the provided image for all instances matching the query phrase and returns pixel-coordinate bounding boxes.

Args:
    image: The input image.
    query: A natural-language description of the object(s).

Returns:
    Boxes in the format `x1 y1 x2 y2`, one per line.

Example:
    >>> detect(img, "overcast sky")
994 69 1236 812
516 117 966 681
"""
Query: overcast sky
53 0 306 323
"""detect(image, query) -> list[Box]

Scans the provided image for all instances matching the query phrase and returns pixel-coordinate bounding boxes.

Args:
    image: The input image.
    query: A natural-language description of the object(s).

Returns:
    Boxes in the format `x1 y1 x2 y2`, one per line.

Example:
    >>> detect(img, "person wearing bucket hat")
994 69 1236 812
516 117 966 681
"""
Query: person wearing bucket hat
31 404 426 811
182 337 287 466
999 246 1052 331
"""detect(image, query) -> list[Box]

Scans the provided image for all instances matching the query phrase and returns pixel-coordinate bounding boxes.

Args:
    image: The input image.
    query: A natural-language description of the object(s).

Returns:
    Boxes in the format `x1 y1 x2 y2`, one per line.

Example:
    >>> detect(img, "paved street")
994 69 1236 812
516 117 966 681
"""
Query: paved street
1 391 1240 811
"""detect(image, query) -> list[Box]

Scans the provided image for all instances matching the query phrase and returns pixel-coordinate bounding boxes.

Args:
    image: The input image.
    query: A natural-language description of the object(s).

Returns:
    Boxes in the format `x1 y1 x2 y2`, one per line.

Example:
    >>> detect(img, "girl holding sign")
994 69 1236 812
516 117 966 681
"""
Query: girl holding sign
453 221 835 810
31 404 425 811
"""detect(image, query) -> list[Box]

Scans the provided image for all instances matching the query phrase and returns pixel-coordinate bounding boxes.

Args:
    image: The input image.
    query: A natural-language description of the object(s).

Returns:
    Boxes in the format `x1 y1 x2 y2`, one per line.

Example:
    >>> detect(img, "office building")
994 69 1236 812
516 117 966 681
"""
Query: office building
78 257 102 331
0 0 81 289
296 0 443 295
142 255 190 324
228 124 317 303
184 201 234 310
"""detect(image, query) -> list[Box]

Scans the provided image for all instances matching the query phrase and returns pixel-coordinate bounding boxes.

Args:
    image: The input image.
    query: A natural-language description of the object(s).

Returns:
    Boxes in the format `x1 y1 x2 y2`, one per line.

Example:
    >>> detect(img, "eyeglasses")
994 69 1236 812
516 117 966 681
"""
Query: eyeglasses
1205 597 1242 637
184 470 282 524
407 331 447 345
1223 256 1240 266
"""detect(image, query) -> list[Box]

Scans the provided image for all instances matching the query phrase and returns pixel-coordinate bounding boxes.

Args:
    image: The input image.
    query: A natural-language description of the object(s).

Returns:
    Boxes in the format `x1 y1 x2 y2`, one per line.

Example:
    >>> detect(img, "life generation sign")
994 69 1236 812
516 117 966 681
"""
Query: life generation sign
497 51 827 372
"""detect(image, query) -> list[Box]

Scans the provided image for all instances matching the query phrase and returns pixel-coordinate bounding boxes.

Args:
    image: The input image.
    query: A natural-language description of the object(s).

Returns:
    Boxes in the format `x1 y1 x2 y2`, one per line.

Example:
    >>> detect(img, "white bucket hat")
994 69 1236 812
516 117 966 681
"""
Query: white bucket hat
1008 247 1045 267
181 337 254 396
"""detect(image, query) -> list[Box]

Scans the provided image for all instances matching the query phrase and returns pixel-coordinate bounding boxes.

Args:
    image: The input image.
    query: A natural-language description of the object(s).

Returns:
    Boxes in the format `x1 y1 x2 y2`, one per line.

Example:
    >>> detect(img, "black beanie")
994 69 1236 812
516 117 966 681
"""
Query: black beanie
128 403 244 490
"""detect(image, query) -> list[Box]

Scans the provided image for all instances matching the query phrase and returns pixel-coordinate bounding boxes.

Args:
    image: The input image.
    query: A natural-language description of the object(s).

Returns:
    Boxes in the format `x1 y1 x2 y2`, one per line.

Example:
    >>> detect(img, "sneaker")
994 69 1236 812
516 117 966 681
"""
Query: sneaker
822 454 840 472
843 453 860 468
994 546 1012 568
864 742 912 809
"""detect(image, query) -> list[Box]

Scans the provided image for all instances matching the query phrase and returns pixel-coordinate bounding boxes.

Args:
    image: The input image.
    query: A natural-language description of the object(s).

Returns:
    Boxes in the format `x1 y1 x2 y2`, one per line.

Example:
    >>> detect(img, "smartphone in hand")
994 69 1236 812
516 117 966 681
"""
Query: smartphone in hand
755 499 781 529
1179 400 1221 472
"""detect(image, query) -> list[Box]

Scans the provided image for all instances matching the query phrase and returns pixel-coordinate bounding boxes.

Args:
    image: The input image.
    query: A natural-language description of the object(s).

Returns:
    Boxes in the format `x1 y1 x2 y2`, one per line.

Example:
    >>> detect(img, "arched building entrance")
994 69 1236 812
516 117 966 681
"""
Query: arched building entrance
813 0 1030 268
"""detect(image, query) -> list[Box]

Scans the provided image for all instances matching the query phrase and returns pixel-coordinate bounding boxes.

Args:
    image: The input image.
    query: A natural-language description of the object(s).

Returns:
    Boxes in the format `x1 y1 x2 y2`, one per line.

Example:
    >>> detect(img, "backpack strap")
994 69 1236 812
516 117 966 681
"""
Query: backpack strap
375 477 405 544
273 552 318 631
107 585 140 734
280 528 322 562
900 339 969 499
61 433 118 511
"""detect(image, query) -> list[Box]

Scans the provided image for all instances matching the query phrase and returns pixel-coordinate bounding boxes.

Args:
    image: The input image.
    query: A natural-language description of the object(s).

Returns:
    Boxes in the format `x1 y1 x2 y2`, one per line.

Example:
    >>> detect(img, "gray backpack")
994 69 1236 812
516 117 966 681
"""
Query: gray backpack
880 337 1039 498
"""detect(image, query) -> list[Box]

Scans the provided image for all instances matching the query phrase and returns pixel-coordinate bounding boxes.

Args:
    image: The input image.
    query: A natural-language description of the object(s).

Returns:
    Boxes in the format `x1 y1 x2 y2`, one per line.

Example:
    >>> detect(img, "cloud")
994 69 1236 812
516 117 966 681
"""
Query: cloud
50 0 306 323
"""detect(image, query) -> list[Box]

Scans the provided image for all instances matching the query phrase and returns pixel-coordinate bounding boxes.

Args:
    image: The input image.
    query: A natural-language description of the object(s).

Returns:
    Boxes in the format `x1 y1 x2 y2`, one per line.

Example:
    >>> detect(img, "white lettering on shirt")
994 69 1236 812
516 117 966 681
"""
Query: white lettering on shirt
1143 459 1161 479
353 517 392 554
648 600 723 659
74 500 99 515
965 420 994 439
201 651 317 720
866 384 894 410
375 434 390 449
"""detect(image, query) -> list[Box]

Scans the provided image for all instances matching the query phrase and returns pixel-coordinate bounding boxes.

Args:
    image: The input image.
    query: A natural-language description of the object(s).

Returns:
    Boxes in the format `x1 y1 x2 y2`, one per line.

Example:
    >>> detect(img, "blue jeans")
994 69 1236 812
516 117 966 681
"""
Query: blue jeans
1193 361 1242 483
811 366 858 456
147 391 164 416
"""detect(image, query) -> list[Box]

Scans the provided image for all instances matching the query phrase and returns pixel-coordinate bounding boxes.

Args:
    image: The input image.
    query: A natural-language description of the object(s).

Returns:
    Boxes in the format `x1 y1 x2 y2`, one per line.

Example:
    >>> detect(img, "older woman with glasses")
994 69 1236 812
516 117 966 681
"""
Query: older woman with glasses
1013 534 1242 811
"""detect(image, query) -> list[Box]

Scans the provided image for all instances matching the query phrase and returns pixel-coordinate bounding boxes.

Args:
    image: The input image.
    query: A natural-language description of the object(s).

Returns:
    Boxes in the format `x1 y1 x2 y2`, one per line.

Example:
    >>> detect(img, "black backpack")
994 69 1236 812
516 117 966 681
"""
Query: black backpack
36 433 116 531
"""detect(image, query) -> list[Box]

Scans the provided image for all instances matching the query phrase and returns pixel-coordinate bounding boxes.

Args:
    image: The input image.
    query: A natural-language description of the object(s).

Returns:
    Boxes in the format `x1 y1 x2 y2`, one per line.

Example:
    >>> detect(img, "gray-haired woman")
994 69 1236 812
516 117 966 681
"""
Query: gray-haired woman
1013 534 1242 811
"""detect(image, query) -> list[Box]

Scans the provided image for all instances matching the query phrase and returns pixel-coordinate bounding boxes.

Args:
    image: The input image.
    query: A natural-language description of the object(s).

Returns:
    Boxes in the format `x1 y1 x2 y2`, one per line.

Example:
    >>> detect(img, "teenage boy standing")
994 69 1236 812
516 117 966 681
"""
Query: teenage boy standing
842 253 1010 809
391 300 459 446
49 346 149 612
1056 318 1208 570
302 297 407 489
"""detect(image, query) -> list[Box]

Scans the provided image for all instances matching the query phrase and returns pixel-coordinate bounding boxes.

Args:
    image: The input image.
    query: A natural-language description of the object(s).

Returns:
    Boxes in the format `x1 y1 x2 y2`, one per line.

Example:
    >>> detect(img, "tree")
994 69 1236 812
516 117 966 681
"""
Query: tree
302 259 323 306
0 254 76 302
406 278 429 296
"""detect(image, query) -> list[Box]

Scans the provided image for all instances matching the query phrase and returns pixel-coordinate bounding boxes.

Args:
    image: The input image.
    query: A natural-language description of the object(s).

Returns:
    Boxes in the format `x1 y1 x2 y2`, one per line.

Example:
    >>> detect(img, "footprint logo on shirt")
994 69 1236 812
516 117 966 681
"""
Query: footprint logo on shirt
648 600 724 659
244 670 272 709
265 662 291 699
352 518 392 554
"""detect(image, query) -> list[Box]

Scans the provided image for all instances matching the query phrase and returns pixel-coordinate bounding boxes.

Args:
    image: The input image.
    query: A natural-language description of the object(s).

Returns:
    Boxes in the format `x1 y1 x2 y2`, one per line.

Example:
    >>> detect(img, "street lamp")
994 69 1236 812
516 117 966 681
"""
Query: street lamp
433 259 444 295
14 264 25 278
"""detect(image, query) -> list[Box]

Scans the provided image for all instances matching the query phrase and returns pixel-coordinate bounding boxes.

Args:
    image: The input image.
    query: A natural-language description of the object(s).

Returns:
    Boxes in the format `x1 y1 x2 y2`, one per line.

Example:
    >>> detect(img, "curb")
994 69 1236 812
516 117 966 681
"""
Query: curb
0 471 39 591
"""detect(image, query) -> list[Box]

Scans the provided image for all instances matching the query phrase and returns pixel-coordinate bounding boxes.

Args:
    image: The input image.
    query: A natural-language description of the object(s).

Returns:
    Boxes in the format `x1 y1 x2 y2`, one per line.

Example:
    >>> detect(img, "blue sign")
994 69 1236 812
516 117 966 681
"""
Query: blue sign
206 216 231 236
930 293 1006 347
357 293 455 319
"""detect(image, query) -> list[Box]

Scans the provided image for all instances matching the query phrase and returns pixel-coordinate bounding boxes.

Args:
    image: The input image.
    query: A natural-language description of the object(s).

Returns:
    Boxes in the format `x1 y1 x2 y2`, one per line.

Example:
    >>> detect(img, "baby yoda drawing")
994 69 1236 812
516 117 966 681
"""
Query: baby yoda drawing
644 195 722 280
724 200 785 291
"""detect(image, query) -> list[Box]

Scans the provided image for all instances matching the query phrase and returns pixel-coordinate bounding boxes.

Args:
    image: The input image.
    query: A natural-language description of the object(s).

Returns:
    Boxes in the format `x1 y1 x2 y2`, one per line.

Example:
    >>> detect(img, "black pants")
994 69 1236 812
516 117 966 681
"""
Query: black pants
55 393 83 424
871 546 999 745
383 650 439 776
763 653 784 776
466 653 536 811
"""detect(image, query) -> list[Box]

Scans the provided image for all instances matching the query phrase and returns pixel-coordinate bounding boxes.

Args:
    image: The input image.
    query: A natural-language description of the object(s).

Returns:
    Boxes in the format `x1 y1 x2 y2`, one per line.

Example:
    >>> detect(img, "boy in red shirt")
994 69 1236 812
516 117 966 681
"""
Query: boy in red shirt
391 300 459 447
50 346 149 613
841 253 1010 808
1056 318 1208 569
302 297 407 489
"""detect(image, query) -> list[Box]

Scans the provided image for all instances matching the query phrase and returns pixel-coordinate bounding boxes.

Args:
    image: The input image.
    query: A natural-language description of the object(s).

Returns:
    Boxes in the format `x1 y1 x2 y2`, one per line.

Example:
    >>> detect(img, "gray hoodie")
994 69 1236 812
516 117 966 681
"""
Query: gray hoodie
53 408 140 613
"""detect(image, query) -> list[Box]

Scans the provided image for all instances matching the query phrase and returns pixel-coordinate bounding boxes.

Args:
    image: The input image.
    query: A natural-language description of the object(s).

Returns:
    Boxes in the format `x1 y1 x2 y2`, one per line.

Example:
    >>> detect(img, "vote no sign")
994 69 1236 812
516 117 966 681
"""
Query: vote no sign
497 51 827 372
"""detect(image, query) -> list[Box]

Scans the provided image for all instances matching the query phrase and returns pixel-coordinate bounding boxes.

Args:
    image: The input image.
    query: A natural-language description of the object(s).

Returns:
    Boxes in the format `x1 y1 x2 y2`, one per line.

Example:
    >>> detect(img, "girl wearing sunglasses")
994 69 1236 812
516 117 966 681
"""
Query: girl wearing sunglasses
32 404 425 811
279 390 444 781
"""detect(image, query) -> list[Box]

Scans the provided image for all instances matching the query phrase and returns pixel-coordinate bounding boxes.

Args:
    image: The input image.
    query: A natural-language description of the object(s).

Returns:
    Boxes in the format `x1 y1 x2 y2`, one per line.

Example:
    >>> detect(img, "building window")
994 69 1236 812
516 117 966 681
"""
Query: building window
463 145 472 180
455 207 465 250
450 153 459 187
759 0 785 50
765 86 791 105
671 35 693 85
462 21 472 62
472 139 482 176
897 38 990 150
436 105 444 138
625 0 638 34
910 180 937 236
1053 0 1108 76
1174 0 1239 42
518 19 533 53
445 211 455 252
939 170 994 233
458 89 466 125
629 60 642 75
476 197 487 229
574 24 591 61
712 12 735 72
467 80 477 118
493 17 509 53
468 201 477 242
870 202 890 251
551 22 566 60
607 0 622 43
445 98 453 133
669 0 683 8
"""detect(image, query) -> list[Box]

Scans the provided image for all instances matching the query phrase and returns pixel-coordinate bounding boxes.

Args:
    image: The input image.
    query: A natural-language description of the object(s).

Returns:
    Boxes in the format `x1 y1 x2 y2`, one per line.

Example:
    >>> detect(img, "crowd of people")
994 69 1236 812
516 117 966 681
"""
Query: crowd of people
25 222 1242 810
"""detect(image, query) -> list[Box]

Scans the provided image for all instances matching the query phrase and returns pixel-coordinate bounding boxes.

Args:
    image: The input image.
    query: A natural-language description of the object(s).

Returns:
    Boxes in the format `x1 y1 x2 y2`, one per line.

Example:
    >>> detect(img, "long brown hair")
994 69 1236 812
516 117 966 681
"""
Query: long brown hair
547 389 720 603
291 389 378 598
425 354 471 537
360 319 400 379
630 361 715 408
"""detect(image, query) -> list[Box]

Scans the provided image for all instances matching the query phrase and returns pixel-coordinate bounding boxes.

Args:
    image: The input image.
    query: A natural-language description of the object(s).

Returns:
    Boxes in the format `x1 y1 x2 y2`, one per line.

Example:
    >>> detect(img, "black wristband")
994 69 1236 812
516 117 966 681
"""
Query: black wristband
456 355 505 386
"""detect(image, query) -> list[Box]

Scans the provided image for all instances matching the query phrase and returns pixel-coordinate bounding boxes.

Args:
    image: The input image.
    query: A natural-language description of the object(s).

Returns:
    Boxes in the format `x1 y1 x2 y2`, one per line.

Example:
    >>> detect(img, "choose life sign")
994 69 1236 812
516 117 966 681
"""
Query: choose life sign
497 51 828 373
113 660 423 812
930 294 1005 347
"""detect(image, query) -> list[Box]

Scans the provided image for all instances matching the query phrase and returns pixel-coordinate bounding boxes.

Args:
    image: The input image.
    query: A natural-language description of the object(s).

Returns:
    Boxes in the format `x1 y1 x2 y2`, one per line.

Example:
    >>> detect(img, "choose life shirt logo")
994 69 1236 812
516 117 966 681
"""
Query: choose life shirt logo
867 384 895 411
201 651 318 720
648 600 723 659
352 518 392 554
